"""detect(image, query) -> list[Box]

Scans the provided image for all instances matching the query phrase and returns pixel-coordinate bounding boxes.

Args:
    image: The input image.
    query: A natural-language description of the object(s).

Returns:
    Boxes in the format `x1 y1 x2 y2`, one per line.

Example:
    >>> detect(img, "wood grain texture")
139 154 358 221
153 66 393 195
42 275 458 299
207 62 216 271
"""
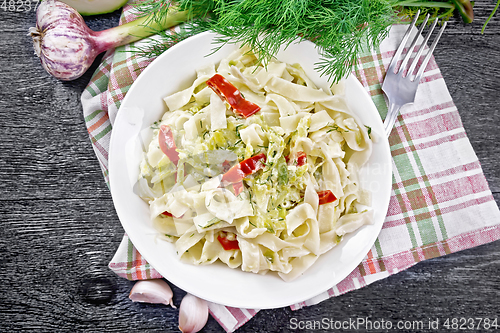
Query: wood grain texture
1 2 499 332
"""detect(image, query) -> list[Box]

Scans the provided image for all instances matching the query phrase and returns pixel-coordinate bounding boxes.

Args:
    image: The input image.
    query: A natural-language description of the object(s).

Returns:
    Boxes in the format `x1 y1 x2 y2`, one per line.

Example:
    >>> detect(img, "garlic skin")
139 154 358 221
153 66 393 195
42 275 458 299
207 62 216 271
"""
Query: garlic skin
178 293 209 333
29 0 100 81
129 279 176 308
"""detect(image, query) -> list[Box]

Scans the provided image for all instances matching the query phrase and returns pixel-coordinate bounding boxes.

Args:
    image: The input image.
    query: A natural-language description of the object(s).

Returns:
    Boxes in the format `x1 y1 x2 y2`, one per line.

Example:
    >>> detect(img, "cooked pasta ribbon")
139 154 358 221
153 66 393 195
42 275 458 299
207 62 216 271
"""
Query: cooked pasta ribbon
137 46 373 282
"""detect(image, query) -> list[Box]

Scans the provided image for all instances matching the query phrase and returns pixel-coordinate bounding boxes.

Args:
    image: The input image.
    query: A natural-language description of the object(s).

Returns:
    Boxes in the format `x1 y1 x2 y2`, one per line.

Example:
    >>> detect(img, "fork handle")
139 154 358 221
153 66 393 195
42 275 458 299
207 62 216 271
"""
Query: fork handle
384 102 403 137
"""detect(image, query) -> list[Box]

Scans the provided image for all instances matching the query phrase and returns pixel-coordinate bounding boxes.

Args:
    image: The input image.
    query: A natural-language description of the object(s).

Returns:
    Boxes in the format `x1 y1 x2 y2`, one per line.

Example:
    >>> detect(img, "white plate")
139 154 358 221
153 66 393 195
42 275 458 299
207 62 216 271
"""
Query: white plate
109 32 392 309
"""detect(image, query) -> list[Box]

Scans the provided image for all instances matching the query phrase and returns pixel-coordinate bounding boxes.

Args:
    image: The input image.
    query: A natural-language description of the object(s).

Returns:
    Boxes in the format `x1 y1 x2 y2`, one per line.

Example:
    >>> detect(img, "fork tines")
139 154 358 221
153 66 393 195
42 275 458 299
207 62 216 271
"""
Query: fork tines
388 10 447 82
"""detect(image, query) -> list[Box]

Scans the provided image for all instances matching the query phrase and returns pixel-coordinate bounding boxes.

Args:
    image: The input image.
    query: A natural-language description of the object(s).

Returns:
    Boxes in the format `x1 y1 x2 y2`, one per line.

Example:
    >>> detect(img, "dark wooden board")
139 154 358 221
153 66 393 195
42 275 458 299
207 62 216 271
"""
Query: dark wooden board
1 2 499 332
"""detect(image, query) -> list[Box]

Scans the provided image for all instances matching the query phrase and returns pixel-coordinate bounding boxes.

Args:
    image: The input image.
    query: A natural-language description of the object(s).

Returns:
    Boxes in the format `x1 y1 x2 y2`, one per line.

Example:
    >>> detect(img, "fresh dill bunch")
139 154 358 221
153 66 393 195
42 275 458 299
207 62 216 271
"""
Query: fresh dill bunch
165 0 399 82
195 0 398 82
129 0 475 83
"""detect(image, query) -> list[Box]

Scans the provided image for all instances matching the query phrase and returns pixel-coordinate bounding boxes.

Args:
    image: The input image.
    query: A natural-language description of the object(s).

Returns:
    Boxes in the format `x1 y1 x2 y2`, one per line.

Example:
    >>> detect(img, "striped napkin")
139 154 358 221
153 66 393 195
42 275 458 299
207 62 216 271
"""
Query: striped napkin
81 4 500 332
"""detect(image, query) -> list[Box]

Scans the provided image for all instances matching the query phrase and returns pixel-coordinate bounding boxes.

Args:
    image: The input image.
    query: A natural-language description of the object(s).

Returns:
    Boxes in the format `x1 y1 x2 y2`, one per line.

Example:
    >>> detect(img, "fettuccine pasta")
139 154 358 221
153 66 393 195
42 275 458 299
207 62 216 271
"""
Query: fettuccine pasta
137 46 373 281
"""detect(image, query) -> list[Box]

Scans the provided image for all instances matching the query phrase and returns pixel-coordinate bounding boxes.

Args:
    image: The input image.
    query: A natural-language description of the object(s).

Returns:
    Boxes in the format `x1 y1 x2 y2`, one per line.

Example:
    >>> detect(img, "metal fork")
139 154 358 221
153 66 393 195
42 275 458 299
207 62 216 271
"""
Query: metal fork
382 11 447 137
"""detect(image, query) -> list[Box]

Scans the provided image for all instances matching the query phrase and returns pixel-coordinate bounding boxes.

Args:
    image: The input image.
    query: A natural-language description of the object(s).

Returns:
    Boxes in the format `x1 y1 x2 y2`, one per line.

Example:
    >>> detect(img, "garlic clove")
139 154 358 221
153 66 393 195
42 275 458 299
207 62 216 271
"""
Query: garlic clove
129 279 176 308
178 293 209 333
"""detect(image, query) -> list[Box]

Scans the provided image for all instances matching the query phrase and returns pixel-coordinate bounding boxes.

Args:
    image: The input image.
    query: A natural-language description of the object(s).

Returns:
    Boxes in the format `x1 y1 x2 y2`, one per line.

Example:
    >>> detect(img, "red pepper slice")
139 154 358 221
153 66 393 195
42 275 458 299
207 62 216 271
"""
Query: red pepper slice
296 152 307 166
162 211 185 218
159 125 179 166
222 153 266 185
206 74 261 118
217 232 240 251
317 190 337 205
231 181 245 196
285 151 307 166
220 160 243 193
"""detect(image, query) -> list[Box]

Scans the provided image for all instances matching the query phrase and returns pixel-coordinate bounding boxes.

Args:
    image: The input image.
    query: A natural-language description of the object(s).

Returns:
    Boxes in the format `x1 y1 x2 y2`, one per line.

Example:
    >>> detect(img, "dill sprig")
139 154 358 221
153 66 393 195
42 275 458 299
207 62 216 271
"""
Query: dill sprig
130 0 475 83
130 0 171 18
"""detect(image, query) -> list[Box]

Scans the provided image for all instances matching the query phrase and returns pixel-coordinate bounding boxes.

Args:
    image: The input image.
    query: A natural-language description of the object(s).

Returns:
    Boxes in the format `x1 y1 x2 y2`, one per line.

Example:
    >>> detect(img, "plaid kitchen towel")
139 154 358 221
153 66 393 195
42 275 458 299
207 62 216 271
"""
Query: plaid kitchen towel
81 4 500 332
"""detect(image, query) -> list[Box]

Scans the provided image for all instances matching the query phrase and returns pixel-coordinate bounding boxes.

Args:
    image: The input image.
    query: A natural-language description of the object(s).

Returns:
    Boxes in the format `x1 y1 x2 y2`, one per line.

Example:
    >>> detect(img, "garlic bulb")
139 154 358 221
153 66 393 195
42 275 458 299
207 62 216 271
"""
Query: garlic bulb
29 0 100 81
178 293 209 333
129 279 176 308
28 0 188 81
